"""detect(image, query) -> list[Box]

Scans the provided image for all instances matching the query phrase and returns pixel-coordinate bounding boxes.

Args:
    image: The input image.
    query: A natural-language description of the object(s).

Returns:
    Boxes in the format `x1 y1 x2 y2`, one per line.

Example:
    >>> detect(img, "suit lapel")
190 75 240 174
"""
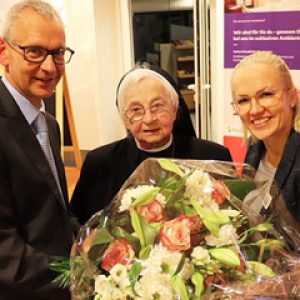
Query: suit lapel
0 80 67 211
275 130 300 189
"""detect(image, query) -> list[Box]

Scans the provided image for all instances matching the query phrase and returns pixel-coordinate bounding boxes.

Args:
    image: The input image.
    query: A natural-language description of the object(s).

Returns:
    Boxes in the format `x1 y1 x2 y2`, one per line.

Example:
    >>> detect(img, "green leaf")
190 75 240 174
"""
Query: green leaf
49 256 71 288
252 223 273 232
111 226 140 250
203 219 219 236
171 275 189 300
248 261 275 278
129 261 142 295
191 271 205 297
223 179 257 200
91 227 114 247
190 198 230 236
190 199 229 224
158 158 185 177
160 176 183 190
173 254 185 276
240 223 274 244
209 248 241 267
131 209 145 247
256 239 284 249
207 210 230 225
130 210 158 248
139 245 152 259
131 187 160 207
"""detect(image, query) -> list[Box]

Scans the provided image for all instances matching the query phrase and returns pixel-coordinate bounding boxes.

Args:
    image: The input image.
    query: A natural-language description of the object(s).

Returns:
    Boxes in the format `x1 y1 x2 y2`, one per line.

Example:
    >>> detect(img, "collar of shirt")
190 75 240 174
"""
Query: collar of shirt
1 75 45 126
135 134 173 153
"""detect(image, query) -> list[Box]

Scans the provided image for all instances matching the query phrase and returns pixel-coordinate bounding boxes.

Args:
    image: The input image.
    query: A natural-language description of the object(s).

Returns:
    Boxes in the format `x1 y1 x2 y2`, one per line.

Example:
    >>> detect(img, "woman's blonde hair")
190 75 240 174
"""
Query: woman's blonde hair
231 51 300 144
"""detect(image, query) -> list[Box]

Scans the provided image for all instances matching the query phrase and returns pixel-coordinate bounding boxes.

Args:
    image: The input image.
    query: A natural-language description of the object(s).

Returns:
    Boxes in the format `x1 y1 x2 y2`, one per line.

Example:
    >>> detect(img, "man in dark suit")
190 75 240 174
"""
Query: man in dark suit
0 1 78 299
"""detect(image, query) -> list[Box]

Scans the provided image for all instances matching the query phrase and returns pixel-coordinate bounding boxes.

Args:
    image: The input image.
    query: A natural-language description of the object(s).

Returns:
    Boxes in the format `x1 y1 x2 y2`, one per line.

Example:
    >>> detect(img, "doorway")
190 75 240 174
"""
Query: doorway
130 0 212 139
131 0 198 134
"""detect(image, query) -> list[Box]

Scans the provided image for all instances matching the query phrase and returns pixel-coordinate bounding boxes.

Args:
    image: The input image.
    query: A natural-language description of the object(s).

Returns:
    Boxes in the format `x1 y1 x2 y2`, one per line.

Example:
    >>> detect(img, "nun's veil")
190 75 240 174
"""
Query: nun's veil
116 62 196 137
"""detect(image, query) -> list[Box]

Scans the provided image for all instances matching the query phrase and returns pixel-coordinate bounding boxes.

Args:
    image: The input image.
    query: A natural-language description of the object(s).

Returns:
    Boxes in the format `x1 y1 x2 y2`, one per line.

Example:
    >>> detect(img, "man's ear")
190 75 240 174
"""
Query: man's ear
0 37 9 66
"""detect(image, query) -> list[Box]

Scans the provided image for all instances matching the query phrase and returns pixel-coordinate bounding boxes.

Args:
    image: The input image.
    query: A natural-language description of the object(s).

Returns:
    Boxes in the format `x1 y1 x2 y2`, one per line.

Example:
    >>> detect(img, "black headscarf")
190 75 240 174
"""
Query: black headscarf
116 62 196 137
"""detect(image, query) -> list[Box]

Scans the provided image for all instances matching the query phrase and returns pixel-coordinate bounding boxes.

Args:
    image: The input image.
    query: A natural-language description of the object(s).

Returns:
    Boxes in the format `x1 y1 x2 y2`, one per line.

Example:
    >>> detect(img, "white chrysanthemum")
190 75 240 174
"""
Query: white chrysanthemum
205 224 238 247
136 273 175 300
184 170 219 210
119 185 156 212
95 273 133 300
109 289 129 300
110 264 130 288
221 209 241 217
98 294 114 300
202 198 219 211
141 244 182 276
94 275 114 296
191 246 211 266
156 193 166 207
178 258 194 281
185 169 213 193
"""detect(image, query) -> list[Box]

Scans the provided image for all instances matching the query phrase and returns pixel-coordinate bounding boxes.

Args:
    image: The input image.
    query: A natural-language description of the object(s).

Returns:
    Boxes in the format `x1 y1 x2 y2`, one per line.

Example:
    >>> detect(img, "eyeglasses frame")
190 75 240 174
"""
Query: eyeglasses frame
231 88 289 114
4 38 75 65
124 100 171 123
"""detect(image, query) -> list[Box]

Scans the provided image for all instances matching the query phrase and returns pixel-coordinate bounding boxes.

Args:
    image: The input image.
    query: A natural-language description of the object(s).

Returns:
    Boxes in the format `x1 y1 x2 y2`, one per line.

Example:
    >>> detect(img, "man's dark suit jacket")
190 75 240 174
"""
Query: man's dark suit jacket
0 80 77 300
245 129 300 223
71 135 232 224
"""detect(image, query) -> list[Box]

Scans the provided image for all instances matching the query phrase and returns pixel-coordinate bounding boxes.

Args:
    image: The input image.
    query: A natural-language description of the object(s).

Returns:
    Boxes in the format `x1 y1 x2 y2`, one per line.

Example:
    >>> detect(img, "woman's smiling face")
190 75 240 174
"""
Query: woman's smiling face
232 62 296 145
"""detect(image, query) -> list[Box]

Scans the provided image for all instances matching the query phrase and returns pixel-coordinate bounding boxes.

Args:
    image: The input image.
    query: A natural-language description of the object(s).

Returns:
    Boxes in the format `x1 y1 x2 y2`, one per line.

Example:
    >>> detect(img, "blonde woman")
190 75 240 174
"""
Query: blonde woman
231 51 300 222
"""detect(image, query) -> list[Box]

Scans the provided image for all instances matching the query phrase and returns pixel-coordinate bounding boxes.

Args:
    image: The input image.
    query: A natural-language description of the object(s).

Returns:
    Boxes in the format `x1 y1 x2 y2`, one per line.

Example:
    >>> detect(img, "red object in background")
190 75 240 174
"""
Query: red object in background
224 135 247 164
225 0 243 13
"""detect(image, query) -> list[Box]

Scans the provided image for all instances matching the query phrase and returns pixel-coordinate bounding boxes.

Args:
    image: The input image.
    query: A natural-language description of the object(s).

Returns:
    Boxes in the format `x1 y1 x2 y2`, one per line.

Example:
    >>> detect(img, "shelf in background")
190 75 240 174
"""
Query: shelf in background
177 73 194 79
175 44 194 50
177 55 194 62
181 89 195 110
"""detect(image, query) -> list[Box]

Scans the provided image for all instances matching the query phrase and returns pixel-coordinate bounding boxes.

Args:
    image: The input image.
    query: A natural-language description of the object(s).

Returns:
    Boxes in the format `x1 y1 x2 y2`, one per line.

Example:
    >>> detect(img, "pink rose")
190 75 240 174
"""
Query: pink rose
101 238 135 272
186 215 203 234
160 214 192 251
211 180 229 204
136 199 166 223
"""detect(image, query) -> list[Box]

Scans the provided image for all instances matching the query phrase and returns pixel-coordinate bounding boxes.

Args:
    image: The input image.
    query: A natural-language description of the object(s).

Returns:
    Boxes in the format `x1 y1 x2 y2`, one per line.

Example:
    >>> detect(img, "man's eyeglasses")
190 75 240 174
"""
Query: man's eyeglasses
231 88 286 114
5 39 75 65
124 100 169 123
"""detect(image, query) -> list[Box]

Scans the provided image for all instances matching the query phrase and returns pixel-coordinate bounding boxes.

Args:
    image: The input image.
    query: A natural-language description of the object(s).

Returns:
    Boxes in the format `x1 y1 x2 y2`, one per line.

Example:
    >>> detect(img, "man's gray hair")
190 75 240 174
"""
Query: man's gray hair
2 0 63 38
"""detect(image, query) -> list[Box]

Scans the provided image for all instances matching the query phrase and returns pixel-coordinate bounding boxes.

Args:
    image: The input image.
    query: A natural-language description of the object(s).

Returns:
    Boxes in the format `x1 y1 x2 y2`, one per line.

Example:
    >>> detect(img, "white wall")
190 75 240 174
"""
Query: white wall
0 0 132 151
210 0 225 144
64 0 132 150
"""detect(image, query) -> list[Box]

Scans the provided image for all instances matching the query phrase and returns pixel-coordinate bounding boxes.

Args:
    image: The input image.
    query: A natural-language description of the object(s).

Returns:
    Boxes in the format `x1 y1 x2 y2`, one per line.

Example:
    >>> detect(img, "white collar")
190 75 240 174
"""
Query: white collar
135 135 173 153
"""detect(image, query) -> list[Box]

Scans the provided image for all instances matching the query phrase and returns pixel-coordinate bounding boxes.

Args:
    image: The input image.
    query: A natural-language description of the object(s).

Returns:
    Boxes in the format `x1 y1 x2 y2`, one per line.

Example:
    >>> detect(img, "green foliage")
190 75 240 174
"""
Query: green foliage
158 158 185 177
49 256 71 289
223 179 257 200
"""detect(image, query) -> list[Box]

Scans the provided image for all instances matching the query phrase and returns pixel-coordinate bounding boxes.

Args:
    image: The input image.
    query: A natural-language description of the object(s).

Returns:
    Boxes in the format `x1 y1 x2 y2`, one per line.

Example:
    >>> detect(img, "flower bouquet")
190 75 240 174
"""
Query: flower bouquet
70 158 300 300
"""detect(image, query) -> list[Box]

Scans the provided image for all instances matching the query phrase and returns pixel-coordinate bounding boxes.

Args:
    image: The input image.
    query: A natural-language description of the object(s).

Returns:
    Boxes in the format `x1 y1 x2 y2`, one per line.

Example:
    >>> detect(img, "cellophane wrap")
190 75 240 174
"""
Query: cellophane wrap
70 158 300 300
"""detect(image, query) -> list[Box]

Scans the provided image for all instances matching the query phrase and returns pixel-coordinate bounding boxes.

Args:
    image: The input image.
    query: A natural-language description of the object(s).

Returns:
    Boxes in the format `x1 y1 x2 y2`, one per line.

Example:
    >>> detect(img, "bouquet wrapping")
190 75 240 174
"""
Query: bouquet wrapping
70 158 300 300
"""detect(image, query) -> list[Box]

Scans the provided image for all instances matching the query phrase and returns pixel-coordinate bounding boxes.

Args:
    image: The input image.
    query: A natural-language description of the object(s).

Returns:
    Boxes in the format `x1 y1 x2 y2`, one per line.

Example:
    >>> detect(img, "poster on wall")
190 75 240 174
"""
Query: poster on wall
223 0 300 163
